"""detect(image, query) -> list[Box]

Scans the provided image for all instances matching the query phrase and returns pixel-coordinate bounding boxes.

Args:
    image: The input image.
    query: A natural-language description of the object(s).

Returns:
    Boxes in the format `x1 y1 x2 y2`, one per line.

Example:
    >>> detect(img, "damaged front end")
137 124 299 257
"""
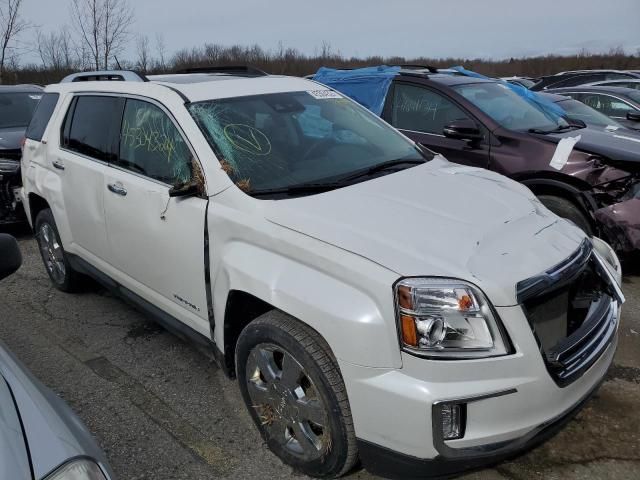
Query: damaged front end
570 156 640 253
0 152 25 225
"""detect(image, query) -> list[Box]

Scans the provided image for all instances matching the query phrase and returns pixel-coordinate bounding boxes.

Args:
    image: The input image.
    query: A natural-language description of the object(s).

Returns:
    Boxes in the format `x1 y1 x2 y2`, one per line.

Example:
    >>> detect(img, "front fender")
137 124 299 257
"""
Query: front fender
212 239 402 369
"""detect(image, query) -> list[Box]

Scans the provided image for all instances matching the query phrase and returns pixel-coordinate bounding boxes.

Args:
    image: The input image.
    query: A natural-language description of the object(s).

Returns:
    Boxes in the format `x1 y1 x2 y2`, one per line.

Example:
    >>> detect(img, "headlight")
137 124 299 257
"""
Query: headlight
45 459 107 480
394 278 510 359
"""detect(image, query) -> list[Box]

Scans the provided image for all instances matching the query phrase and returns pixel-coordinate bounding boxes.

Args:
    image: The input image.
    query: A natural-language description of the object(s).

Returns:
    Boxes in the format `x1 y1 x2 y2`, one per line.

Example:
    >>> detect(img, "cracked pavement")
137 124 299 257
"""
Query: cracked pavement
0 231 638 480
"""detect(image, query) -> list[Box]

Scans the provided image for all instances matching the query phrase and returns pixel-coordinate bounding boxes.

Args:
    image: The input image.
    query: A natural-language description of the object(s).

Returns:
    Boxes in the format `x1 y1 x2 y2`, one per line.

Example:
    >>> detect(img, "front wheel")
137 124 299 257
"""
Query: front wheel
236 311 358 478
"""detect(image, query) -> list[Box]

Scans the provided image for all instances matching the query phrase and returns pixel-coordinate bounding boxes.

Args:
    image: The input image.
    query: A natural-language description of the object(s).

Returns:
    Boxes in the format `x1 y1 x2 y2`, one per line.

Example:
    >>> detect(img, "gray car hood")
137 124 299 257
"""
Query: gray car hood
0 376 30 480
547 126 640 165
0 340 113 479
0 127 26 153
265 157 586 306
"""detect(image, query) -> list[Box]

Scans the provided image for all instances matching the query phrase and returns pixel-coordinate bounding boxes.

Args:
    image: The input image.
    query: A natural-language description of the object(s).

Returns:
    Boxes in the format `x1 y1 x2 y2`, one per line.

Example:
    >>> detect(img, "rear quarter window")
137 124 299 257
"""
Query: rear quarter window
25 93 58 141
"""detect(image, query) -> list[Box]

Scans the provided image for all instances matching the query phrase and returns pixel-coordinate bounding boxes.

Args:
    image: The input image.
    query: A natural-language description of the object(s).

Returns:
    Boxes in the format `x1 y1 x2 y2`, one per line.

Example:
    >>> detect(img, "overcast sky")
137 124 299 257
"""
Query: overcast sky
21 0 640 62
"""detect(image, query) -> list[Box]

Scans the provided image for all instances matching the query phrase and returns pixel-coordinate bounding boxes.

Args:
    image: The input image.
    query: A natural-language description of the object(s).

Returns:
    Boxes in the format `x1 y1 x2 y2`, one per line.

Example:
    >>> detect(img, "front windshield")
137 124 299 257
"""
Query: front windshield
558 98 623 128
188 90 427 192
0 92 41 129
453 82 569 132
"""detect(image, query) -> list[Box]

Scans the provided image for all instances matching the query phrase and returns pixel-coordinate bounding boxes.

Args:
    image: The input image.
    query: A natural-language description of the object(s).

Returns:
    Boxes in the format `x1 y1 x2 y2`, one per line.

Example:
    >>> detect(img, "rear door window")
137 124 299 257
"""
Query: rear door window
582 93 635 118
65 95 121 162
26 93 58 141
391 84 471 134
118 99 193 185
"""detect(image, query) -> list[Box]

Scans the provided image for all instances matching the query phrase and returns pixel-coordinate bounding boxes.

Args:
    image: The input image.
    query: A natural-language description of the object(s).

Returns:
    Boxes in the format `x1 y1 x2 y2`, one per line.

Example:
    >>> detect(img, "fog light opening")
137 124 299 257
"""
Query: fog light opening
440 402 466 440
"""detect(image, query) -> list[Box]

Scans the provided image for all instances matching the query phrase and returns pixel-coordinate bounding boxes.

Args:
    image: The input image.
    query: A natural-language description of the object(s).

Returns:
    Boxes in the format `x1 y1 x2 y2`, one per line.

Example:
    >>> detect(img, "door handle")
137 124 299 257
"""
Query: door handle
107 182 127 196
52 160 65 171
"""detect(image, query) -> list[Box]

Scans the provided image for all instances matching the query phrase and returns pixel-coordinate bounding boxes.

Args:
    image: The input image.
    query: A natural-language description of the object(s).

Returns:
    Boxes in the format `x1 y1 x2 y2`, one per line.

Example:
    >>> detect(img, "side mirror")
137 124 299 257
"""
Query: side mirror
443 119 483 142
169 181 200 198
0 234 22 281
627 111 640 122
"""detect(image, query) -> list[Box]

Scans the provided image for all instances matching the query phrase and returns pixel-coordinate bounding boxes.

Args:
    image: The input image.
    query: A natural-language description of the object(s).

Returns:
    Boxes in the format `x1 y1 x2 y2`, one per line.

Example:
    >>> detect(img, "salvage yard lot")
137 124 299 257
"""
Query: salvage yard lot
1 232 639 480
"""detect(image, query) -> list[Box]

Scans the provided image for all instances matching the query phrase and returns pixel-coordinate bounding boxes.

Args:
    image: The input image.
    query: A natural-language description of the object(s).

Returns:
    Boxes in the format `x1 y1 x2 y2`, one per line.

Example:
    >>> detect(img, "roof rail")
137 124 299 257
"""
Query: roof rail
173 65 268 76
60 70 149 83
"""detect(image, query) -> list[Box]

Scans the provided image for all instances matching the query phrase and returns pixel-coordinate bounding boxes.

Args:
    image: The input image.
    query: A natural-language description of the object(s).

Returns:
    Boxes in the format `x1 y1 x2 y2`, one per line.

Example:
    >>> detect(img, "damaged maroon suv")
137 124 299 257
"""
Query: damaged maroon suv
316 68 640 253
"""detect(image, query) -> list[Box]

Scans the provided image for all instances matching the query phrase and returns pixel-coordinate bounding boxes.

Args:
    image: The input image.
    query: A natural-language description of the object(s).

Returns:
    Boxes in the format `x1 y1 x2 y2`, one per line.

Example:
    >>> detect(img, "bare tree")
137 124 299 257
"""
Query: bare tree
154 32 166 71
0 0 28 84
135 34 149 72
37 28 76 72
70 0 134 70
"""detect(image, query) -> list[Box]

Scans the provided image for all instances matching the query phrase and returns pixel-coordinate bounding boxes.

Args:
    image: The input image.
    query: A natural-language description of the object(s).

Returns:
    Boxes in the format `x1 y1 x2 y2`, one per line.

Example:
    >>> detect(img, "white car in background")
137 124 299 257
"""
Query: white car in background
20 67 624 478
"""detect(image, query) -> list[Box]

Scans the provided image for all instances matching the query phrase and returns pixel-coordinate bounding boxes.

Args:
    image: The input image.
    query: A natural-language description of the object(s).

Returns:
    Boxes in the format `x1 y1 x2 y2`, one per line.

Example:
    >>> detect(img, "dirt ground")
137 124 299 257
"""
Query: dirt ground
0 231 638 480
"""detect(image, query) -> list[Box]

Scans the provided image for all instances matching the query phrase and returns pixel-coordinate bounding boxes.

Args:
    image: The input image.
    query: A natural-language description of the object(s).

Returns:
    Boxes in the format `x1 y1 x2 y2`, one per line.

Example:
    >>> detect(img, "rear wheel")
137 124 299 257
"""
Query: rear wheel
35 208 82 292
236 311 358 478
538 195 593 235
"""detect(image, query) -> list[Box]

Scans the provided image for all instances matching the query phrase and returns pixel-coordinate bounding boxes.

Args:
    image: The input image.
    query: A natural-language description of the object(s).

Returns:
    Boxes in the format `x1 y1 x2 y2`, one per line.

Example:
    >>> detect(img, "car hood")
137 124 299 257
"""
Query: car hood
264 157 586 306
0 340 114 480
546 127 640 165
0 376 30 480
0 127 26 153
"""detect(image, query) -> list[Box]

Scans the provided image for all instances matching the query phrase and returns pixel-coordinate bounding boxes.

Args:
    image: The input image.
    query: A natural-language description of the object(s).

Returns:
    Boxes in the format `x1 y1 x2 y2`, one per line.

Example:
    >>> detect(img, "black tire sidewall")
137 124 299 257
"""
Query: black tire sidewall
34 209 76 291
538 195 593 235
236 318 351 478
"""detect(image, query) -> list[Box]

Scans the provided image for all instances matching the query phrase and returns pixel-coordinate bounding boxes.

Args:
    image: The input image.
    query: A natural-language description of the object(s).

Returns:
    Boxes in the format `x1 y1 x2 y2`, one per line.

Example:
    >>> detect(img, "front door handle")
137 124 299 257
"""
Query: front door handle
52 160 65 170
107 182 127 196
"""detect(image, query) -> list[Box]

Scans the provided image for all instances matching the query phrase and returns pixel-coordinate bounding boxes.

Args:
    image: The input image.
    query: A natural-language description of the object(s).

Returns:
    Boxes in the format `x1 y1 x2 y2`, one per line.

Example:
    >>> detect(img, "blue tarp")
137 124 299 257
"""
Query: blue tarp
449 66 566 119
313 66 400 116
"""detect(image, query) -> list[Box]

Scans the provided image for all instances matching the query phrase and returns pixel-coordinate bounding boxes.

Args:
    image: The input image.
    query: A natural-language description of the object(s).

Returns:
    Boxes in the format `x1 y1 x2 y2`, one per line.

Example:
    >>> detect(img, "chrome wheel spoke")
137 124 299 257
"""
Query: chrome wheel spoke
296 398 325 426
279 352 303 389
292 421 322 455
254 348 278 383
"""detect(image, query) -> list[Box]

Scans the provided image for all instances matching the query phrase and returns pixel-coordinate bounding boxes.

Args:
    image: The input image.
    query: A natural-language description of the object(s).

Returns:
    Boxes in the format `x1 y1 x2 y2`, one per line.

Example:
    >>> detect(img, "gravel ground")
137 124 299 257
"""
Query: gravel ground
0 230 638 480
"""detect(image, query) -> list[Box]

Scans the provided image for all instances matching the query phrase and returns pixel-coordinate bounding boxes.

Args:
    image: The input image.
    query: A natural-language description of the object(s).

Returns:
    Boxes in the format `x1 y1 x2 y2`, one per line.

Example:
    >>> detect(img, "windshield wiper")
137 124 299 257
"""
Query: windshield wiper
249 159 427 198
337 158 427 182
528 124 582 135
249 182 347 197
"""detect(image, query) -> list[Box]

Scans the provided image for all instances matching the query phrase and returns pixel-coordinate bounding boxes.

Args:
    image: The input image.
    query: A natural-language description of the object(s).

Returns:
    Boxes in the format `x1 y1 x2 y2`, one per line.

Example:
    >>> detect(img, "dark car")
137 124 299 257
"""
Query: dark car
546 85 640 130
315 67 640 253
0 234 115 479
531 70 640 91
0 85 43 224
587 78 640 91
540 92 629 130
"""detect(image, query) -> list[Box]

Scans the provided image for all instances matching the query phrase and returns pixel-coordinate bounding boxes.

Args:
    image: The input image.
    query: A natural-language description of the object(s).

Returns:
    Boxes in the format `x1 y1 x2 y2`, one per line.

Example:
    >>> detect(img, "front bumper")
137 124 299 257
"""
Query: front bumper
339 303 618 478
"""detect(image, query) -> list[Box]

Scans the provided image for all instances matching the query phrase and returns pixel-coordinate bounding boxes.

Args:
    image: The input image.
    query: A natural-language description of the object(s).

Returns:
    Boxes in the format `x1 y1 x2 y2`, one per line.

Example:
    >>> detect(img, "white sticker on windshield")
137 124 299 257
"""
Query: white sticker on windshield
29 94 42 100
605 125 619 131
549 135 581 170
307 90 342 100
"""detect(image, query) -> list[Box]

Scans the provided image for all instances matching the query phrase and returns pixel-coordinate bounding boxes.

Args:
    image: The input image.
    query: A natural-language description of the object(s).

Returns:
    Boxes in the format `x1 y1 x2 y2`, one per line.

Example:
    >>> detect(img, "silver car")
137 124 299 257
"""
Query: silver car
0 234 114 480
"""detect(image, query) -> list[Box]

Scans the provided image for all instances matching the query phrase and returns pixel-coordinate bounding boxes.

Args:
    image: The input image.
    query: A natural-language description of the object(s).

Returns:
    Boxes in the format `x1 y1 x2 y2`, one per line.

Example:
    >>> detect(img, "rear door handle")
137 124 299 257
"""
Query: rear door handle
107 182 127 196
52 160 65 170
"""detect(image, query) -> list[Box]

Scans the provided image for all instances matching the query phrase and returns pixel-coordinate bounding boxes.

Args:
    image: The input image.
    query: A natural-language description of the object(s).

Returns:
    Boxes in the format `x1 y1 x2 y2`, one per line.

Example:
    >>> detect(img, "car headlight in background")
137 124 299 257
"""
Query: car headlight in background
45 459 107 480
395 278 510 358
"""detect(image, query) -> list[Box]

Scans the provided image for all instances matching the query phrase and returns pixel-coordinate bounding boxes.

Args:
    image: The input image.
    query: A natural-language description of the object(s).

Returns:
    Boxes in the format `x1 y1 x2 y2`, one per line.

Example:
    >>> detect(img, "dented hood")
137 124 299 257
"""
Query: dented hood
265 157 586 306
545 127 640 166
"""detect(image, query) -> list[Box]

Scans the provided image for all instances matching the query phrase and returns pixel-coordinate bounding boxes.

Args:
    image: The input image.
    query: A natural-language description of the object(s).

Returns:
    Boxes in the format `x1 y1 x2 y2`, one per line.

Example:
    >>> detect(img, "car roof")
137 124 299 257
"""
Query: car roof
547 85 639 96
587 79 640 85
397 71 494 87
47 71 329 103
0 84 43 93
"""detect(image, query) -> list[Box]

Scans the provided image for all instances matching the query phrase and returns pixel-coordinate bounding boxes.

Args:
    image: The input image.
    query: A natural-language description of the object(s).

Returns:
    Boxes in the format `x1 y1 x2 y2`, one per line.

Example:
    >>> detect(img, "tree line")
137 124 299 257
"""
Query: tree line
1 0 639 86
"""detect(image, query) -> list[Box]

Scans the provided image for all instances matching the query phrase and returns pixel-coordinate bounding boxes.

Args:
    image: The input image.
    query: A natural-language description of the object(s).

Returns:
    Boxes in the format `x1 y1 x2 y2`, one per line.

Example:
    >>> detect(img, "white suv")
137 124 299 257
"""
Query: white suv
21 68 624 479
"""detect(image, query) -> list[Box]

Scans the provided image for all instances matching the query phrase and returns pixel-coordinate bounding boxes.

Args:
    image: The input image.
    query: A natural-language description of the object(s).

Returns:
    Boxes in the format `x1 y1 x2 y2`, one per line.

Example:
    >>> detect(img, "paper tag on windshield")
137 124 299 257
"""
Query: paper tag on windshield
307 90 342 99
29 94 42 100
549 135 581 170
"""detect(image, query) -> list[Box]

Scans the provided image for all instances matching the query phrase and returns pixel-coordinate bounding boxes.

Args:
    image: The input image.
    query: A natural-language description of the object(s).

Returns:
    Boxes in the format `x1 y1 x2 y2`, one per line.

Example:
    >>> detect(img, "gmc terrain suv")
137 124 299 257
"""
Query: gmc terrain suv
22 68 624 479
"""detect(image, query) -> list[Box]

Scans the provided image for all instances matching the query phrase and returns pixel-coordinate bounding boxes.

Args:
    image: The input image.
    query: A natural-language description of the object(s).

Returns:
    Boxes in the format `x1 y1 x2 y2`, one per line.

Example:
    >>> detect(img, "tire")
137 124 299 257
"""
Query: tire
34 208 82 292
236 311 358 478
538 195 593 235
